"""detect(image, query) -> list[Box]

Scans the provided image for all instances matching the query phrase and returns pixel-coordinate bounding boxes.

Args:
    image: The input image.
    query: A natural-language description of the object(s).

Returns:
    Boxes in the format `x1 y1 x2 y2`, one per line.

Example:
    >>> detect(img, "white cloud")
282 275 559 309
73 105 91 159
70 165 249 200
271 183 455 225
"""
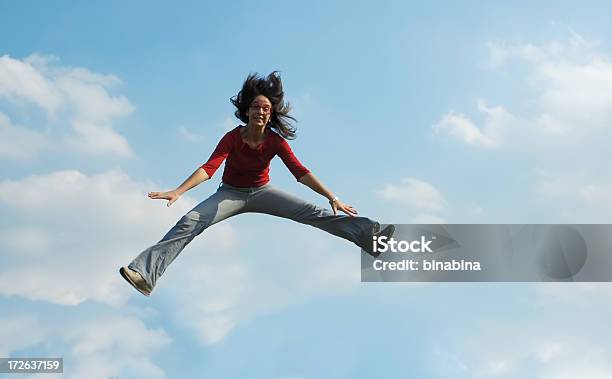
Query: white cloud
0 226 50 254
432 110 497 148
0 54 135 159
0 315 46 357
433 99 531 149
536 172 612 222
169 259 246 344
0 169 236 305
54 68 132 124
65 316 170 379
537 283 612 305
378 177 447 212
432 322 612 379
0 112 48 160
165 223 361 345
486 32 600 68
432 276 612 378
534 58 612 134
64 119 132 156
411 214 447 224
0 54 63 113
0 313 171 379
0 169 360 346
435 33 612 148
178 125 206 142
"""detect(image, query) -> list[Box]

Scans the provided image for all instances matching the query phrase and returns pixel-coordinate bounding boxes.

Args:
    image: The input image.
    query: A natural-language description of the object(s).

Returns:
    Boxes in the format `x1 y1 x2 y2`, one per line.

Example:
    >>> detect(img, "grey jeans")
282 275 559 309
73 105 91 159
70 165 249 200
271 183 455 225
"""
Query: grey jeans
128 183 378 289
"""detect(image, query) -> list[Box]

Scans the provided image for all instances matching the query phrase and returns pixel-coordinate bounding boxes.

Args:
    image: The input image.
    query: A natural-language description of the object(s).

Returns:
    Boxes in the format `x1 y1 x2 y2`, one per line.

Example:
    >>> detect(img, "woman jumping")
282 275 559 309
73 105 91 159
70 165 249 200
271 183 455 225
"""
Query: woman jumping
120 72 394 296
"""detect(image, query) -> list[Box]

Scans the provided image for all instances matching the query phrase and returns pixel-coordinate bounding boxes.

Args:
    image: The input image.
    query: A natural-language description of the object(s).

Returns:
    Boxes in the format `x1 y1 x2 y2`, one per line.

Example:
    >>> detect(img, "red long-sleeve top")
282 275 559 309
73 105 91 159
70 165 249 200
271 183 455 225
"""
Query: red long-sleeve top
201 126 311 187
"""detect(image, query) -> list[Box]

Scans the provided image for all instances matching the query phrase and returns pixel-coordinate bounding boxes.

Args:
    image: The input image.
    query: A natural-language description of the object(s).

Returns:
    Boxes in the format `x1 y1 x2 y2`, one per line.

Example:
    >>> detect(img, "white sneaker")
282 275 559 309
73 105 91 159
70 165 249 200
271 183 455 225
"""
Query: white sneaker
119 266 152 297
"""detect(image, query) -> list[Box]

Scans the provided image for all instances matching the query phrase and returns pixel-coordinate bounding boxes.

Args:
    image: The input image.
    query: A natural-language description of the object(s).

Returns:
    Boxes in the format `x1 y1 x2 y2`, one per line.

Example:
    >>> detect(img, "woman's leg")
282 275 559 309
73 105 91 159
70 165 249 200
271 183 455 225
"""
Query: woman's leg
246 186 377 249
128 187 247 289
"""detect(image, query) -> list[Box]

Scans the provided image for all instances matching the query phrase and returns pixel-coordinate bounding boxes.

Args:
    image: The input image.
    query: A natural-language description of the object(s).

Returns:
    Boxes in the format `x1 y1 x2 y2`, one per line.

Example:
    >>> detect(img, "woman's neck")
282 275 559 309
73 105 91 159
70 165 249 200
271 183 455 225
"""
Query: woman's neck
244 123 267 139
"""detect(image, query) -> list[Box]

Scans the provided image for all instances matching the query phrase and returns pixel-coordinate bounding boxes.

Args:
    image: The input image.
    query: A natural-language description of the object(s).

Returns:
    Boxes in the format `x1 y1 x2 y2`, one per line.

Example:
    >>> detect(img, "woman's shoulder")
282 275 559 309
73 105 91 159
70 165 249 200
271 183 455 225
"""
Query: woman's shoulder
267 127 287 143
268 129 297 155
222 126 242 139
214 126 242 148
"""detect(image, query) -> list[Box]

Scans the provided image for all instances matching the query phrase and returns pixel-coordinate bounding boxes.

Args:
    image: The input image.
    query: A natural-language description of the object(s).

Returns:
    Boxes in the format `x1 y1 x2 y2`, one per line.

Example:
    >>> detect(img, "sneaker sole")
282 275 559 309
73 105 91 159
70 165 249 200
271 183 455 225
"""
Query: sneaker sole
119 267 151 297
383 224 396 239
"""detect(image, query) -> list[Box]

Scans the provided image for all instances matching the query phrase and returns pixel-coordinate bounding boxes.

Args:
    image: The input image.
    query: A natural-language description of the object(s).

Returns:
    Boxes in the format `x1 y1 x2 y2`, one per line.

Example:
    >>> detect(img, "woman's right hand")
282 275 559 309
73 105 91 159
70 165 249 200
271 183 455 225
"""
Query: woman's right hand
148 190 180 207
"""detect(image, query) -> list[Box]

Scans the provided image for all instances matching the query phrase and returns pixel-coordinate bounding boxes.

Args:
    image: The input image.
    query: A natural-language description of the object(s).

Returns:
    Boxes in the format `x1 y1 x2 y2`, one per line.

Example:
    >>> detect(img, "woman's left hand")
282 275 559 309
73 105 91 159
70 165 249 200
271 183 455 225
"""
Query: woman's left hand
331 198 358 217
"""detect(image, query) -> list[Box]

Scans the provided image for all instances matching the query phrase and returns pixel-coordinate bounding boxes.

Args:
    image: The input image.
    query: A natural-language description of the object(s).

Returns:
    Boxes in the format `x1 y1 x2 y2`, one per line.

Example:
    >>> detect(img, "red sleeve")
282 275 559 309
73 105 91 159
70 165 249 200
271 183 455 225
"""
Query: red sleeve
276 137 311 181
201 131 235 177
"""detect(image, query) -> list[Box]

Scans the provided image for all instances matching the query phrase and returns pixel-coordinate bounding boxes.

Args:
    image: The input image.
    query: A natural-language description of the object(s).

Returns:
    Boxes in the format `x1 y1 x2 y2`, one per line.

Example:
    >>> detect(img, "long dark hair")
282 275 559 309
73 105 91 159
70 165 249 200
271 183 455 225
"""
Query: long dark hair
230 71 297 139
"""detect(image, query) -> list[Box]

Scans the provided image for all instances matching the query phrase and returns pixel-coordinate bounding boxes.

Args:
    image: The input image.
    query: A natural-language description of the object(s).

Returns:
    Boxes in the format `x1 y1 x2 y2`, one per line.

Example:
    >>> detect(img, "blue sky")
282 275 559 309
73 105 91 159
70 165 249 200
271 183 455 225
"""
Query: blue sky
2 1 612 378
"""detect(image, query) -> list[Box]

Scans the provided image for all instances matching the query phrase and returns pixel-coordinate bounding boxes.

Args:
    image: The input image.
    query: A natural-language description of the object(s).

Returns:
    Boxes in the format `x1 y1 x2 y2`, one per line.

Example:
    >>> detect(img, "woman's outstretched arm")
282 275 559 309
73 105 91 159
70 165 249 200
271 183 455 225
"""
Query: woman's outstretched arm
298 172 358 217
148 167 210 207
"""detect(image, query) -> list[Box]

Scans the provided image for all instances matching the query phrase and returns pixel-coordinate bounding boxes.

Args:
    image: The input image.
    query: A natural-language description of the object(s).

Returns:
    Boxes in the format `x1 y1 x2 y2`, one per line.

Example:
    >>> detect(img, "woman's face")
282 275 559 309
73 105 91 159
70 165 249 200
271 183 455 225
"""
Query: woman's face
247 95 273 127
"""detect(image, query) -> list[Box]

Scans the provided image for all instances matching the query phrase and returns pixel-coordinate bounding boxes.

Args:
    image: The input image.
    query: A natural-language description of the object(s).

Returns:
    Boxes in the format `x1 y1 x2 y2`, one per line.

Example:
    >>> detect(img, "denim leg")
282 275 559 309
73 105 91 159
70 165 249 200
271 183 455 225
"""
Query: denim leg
246 186 377 249
128 187 247 289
